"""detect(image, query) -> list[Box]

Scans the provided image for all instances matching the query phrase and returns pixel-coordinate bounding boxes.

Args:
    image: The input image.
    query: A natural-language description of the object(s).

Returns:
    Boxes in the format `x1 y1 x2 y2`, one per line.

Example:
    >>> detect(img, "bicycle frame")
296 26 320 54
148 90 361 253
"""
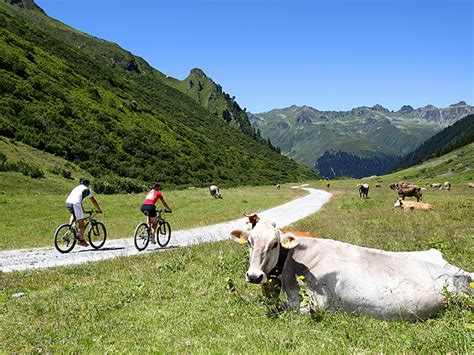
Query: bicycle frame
71 211 97 233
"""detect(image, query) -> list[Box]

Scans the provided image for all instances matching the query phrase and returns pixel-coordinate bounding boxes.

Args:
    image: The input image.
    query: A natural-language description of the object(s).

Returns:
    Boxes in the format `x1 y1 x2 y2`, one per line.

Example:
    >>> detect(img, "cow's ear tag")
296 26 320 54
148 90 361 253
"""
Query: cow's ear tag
281 234 298 249
282 237 294 249
239 237 247 245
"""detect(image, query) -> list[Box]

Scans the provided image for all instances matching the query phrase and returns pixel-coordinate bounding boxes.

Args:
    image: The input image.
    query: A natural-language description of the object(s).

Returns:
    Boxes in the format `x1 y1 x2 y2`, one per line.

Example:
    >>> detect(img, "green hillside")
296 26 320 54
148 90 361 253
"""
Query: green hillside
372 142 474 185
0 0 318 189
395 114 474 170
0 136 90 194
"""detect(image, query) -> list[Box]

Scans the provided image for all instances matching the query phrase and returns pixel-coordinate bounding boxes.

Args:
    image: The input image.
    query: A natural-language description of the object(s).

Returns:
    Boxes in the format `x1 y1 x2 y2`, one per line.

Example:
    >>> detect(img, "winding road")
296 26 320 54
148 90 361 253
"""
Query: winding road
0 188 332 272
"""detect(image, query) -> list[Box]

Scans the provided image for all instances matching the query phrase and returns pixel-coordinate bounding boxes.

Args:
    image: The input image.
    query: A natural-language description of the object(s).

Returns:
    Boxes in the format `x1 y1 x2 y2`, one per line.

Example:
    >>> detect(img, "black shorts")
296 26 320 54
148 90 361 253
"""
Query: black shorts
140 204 157 218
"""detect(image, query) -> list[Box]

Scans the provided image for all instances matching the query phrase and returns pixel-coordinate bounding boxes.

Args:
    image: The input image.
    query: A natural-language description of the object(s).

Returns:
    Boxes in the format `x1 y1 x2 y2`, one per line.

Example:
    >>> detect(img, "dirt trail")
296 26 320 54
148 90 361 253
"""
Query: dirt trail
0 188 331 272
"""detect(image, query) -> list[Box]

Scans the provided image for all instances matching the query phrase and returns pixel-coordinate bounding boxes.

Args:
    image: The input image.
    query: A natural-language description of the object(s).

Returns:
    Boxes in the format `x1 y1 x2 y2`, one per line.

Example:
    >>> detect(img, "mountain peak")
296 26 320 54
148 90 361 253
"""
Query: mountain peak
5 0 44 12
371 104 389 112
398 105 414 113
189 68 207 78
449 101 468 107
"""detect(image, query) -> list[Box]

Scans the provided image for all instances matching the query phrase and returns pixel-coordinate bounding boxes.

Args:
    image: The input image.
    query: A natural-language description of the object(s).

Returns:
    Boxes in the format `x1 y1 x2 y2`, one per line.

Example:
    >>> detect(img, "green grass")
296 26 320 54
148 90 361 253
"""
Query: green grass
0 219 472 352
0 184 305 250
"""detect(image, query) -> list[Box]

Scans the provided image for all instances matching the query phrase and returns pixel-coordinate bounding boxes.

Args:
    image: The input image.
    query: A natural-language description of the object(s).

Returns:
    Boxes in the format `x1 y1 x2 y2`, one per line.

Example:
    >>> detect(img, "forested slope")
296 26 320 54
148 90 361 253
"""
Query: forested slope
0 1 318 189
395 114 474 170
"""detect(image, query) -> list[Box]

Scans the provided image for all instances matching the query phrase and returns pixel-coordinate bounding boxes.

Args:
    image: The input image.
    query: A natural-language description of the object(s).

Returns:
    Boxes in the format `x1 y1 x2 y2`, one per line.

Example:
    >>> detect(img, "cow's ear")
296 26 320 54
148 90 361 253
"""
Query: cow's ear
230 229 249 244
280 233 299 249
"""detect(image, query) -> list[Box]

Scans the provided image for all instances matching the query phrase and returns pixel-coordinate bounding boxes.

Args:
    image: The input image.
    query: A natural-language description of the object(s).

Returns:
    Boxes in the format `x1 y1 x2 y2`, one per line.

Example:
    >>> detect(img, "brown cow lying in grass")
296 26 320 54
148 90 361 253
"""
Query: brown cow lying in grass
394 199 434 211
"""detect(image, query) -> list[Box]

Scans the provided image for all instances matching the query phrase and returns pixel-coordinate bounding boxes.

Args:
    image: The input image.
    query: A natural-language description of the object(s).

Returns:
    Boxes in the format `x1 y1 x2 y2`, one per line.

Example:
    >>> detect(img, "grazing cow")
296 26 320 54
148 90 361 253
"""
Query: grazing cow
390 183 422 201
394 199 434 211
230 216 473 320
276 183 281 190
444 181 451 191
326 183 330 188
469 183 474 189
209 185 222 199
358 183 369 198
375 184 381 188
429 183 442 189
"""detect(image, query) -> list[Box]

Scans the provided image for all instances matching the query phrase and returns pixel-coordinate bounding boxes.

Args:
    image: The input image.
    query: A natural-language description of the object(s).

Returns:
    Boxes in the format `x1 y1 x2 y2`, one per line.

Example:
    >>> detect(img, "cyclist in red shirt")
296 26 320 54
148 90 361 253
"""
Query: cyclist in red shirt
141 181 172 243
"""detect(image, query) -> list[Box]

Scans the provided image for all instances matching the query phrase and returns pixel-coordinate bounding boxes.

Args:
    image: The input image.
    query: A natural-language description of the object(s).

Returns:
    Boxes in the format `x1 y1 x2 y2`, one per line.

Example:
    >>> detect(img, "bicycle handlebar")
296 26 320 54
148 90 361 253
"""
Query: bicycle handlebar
84 210 102 215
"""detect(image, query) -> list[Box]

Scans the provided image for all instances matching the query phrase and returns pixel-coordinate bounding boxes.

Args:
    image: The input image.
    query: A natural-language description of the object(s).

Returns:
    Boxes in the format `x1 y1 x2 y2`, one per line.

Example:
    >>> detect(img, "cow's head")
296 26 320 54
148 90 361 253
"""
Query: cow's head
394 199 403 208
230 215 298 284
243 213 260 230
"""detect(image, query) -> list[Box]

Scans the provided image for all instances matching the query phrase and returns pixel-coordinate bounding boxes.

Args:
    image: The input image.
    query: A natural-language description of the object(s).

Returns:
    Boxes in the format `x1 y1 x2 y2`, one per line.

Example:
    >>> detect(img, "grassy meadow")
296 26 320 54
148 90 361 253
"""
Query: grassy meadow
0 184 306 250
0 137 306 250
0 145 473 352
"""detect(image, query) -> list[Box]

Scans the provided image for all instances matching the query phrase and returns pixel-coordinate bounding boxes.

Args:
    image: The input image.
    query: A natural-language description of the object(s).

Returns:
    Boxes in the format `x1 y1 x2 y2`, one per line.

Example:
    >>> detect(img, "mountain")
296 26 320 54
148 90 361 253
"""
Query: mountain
165 68 255 137
395 114 474 170
250 103 474 178
0 0 319 190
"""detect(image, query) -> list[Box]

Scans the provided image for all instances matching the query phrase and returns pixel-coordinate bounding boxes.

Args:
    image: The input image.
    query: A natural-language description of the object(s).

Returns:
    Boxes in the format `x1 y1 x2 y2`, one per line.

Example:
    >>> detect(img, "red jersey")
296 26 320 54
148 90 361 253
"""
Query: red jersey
143 189 163 205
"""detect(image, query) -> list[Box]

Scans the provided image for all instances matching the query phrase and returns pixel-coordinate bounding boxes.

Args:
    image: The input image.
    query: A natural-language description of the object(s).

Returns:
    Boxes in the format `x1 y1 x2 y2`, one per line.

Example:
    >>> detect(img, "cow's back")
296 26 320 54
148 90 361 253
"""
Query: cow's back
286 238 471 320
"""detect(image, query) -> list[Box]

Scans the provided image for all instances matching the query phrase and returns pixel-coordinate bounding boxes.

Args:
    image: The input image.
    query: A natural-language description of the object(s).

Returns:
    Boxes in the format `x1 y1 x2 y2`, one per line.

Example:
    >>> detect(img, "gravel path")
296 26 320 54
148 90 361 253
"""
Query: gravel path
0 188 331 272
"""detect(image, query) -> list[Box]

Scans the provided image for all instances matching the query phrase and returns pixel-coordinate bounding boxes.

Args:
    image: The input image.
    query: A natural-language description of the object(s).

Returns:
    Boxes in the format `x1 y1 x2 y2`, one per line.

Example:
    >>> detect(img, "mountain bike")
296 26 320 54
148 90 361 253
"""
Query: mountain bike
53 210 107 253
134 209 172 251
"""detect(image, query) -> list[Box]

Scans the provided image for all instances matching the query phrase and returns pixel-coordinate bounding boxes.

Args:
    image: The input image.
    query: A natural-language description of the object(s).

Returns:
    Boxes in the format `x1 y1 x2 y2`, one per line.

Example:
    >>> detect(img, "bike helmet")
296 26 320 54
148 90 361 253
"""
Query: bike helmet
151 181 161 189
79 178 90 187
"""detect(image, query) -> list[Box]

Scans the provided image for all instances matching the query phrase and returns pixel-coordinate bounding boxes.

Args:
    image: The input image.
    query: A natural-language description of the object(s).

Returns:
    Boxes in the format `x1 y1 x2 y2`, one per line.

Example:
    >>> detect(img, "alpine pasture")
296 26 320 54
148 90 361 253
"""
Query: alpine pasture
1 146 473 352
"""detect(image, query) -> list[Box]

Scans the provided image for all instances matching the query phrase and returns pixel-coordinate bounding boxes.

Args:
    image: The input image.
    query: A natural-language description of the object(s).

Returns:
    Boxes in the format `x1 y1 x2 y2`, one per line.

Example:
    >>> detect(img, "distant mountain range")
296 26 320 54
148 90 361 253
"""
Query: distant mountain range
249 102 474 178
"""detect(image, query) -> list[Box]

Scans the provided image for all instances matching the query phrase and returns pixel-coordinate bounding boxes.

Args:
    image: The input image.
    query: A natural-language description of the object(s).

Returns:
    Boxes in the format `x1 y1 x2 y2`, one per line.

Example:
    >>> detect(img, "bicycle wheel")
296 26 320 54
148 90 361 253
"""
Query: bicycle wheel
54 224 77 253
88 221 107 249
157 221 171 247
134 222 150 251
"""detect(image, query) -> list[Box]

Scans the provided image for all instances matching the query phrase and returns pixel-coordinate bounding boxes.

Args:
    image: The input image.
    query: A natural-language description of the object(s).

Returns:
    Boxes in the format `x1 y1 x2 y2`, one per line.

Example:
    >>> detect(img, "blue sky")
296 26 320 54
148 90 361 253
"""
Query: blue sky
36 0 473 113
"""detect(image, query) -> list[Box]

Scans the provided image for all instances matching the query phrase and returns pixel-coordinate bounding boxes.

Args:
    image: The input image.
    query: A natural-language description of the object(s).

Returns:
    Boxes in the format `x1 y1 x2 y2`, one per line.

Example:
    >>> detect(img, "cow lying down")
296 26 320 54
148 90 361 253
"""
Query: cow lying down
230 215 472 320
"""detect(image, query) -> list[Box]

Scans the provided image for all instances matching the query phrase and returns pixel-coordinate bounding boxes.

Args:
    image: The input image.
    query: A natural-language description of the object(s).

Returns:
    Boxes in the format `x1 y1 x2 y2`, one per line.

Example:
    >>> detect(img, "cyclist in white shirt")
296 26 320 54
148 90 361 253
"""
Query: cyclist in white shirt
66 178 103 247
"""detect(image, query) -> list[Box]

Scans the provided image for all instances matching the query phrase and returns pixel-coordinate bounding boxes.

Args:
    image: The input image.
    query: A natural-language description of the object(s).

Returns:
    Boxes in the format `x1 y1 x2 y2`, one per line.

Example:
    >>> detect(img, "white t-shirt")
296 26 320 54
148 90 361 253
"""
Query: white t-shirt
66 185 94 205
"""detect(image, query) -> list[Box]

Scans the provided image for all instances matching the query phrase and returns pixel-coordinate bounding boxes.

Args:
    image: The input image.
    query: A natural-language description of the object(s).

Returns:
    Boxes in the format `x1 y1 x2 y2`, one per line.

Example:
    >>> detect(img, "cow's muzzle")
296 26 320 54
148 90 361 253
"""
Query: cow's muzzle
246 270 266 284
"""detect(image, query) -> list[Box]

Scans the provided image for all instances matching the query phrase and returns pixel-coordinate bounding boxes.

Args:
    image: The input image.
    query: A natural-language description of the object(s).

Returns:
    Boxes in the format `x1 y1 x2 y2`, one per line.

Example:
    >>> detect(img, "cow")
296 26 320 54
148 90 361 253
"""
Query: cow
444 181 451 191
394 199 434 211
390 183 422 201
428 183 442 189
209 185 222 199
358 183 369 198
375 184 381 188
230 216 473 320
276 183 281 190
469 183 474 189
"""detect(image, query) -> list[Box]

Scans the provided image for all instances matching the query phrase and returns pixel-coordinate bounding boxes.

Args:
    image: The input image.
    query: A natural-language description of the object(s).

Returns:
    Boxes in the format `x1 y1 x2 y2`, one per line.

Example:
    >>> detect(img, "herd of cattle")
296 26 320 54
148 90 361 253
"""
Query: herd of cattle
354 180 469 211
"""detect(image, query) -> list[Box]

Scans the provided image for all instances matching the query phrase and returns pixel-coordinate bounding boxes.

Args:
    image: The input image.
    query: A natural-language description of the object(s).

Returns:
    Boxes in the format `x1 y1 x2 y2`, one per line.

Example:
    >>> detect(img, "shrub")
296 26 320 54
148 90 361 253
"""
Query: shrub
92 176 146 194
0 158 44 178
49 166 72 179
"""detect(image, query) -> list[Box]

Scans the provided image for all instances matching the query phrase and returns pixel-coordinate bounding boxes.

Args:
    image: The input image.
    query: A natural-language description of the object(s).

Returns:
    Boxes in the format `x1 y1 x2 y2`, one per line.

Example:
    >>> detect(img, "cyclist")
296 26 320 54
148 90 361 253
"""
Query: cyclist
65 178 103 247
140 181 172 243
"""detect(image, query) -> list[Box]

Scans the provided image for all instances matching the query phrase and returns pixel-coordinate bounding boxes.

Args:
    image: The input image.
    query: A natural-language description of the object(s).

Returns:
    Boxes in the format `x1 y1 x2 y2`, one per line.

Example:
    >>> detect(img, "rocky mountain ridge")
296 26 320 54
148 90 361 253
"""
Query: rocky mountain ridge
249 102 473 177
